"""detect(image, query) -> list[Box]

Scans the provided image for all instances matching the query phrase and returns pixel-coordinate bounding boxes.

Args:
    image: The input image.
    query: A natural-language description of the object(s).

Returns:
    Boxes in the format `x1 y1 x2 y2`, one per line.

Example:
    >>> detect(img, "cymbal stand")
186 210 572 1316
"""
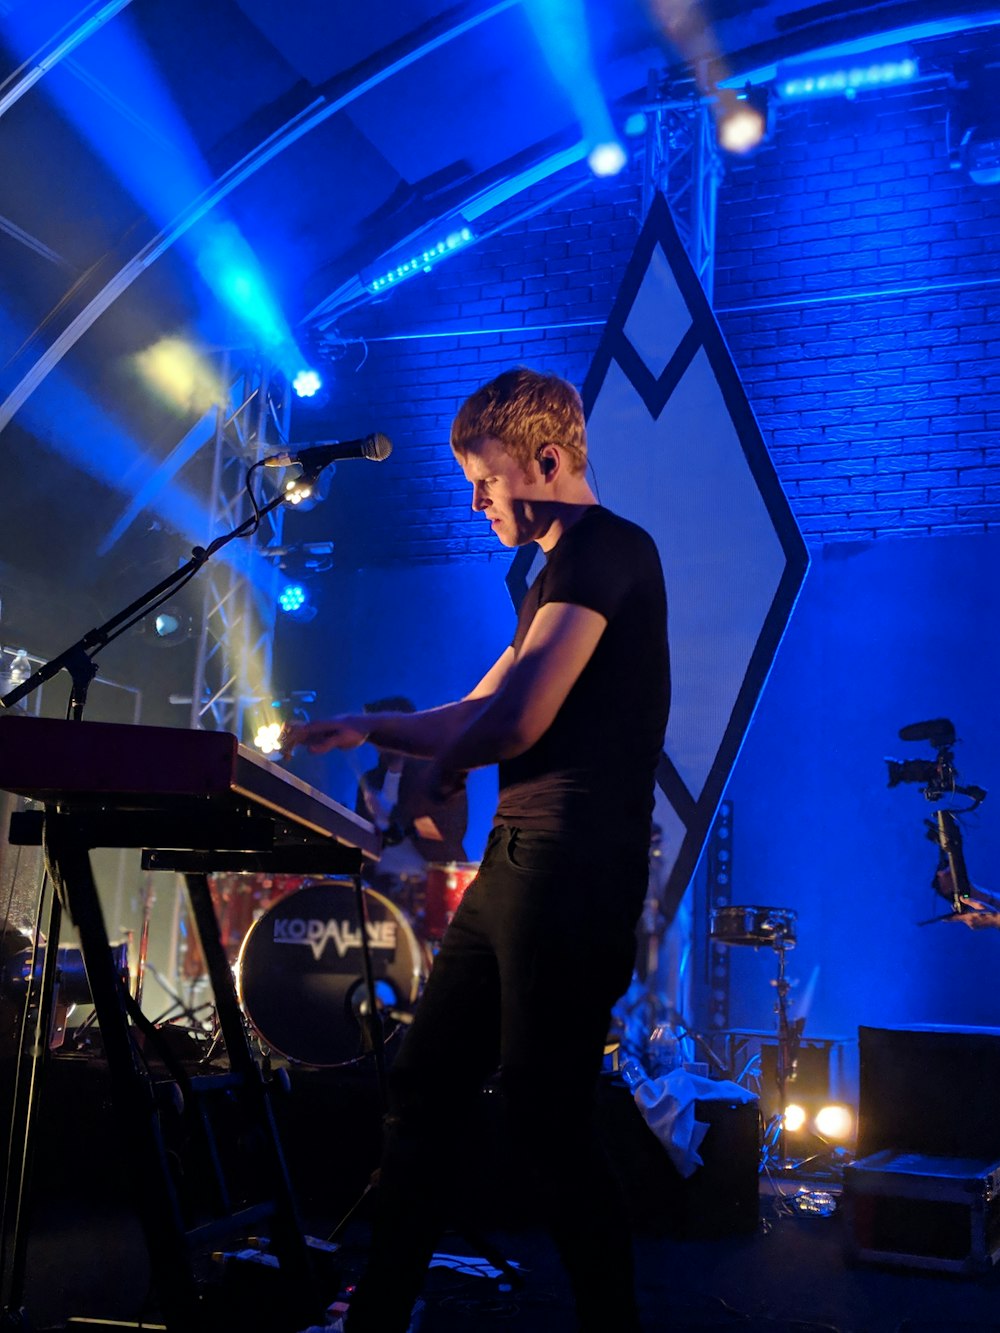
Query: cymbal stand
761 935 839 1182
768 932 803 1168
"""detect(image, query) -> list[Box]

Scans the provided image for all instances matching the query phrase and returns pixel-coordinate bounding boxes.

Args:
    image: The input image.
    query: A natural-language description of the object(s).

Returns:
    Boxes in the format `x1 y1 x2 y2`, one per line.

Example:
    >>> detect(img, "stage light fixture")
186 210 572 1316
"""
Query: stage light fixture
776 54 918 102
262 541 335 575
254 720 284 755
292 369 322 399
783 1103 808 1134
283 475 315 505
277 582 317 624
365 225 475 294
948 61 1000 186
624 111 648 138
716 84 769 154
144 603 193 647
587 140 628 177
278 582 308 614
814 1103 854 1142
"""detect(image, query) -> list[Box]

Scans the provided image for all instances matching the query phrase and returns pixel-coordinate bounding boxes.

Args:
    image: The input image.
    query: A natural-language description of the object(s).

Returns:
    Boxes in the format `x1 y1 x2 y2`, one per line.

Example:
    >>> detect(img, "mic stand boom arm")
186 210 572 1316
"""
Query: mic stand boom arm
0 483 289 721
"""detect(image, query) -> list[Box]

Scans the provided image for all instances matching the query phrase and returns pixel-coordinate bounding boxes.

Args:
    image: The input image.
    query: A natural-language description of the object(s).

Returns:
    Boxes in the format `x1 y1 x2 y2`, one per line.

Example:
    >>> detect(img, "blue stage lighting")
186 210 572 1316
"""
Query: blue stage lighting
292 369 323 399
366 226 475 294
587 141 628 177
0 8 308 378
200 223 297 356
279 582 308 614
778 56 919 102
624 112 648 138
278 581 317 622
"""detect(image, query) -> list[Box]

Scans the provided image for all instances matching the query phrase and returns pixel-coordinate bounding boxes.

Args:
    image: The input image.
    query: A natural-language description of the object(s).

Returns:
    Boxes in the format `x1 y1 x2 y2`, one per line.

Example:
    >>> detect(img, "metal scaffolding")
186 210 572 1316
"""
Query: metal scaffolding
188 353 288 741
641 89 721 302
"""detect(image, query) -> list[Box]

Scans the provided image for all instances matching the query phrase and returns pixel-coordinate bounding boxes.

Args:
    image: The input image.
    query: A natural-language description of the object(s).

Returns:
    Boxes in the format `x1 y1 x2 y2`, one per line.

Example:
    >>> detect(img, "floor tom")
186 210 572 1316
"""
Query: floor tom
423 861 479 939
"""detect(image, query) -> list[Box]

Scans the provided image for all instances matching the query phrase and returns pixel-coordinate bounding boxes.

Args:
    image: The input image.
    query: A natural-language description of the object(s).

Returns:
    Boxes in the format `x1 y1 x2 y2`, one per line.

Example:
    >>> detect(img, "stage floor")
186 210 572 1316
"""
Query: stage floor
15 1184 1000 1332
9 1060 1000 1331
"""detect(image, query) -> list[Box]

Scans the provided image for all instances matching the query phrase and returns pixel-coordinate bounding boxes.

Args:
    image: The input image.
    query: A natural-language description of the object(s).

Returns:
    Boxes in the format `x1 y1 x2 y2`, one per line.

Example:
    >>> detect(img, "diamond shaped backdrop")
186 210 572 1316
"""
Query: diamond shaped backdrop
509 192 809 922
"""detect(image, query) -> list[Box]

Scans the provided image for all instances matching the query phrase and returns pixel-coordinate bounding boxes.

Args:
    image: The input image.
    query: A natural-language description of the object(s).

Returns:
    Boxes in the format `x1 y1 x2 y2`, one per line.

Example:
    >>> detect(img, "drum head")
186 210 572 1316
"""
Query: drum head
710 904 797 948
237 881 424 1066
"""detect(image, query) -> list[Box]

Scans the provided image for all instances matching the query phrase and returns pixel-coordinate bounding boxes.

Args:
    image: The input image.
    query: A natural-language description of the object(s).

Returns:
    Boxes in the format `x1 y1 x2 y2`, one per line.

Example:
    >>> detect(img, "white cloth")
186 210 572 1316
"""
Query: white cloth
633 1069 757 1179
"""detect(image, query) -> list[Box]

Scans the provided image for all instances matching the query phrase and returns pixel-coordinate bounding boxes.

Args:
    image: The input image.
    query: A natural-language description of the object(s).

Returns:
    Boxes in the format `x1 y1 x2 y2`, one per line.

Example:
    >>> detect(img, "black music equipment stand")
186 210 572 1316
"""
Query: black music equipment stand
0 718 379 1333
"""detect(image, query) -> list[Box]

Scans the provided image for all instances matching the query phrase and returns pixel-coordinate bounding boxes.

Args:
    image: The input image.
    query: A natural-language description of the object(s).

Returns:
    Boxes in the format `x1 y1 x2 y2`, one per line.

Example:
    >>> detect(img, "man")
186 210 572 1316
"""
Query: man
283 368 670 1332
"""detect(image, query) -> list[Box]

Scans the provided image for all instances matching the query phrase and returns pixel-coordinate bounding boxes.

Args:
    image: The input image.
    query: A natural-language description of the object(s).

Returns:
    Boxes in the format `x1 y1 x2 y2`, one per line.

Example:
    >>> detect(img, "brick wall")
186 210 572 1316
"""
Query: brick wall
288 38 1000 566
714 46 1000 545
287 176 642 567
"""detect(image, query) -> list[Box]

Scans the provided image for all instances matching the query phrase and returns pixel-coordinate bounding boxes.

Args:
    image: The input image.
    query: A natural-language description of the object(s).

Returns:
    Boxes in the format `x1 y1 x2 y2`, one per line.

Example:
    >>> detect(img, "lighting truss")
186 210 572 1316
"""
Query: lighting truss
640 93 721 302
187 354 287 740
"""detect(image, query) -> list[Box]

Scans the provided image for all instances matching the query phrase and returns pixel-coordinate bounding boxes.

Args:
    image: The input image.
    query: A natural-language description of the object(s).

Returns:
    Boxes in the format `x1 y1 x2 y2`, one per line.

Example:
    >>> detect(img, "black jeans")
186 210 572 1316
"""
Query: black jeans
345 825 648 1332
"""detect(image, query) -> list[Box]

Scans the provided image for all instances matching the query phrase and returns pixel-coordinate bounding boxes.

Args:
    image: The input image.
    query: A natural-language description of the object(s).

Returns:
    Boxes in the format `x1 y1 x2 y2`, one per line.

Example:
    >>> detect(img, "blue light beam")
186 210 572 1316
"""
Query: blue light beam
523 0 624 172
1 5 308 375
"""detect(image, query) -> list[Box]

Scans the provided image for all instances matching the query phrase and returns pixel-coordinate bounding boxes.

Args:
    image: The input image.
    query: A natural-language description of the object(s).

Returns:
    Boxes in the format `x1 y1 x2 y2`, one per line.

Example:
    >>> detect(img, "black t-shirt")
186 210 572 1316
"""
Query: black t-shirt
496 505 670 844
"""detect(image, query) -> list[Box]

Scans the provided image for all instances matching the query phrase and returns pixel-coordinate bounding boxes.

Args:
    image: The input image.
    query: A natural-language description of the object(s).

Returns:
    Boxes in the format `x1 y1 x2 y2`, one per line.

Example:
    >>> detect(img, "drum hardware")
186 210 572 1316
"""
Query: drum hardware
709 904 797 950
614 848 724 1077
710 904 805 1167
3 936 131 1053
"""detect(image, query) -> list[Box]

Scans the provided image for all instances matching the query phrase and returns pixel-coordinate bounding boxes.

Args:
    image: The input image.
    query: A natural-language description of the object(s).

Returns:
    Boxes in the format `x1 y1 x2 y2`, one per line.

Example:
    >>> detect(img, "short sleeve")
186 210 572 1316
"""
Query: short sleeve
539 510 642 622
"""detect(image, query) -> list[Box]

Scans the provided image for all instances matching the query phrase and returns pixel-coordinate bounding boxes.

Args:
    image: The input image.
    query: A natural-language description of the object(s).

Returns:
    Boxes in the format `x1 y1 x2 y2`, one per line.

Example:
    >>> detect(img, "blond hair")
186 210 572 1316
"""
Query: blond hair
450 368 587 476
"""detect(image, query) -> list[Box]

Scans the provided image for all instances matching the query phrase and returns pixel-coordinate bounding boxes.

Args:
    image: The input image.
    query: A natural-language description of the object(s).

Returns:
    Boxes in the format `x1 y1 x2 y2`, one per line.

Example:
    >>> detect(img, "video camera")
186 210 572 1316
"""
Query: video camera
885 717 986 809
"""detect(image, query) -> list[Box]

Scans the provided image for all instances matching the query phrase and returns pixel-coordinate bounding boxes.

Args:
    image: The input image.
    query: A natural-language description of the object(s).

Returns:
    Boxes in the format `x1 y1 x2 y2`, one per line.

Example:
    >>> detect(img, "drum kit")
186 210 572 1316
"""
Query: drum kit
176 860 481 1068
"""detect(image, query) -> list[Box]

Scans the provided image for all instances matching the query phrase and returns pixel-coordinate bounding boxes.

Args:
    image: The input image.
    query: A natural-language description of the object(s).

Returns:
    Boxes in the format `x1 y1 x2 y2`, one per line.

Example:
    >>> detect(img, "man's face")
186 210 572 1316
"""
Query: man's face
459 436 546 548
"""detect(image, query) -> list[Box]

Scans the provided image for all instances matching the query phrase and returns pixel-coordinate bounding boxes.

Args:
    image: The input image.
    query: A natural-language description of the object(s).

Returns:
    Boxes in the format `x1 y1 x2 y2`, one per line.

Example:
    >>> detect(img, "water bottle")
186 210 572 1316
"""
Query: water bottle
647 1022 680 1077
7 649 30 688
620 1058 649 1093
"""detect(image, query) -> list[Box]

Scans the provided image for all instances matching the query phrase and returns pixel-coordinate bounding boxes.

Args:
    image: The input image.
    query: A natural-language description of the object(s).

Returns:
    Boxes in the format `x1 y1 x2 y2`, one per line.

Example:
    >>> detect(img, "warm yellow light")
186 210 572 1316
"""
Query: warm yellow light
718 104 765 153
134 337 225 414
254 722 283 755
815 1103 854 1141
284 477 314 504
783 1103 807 1133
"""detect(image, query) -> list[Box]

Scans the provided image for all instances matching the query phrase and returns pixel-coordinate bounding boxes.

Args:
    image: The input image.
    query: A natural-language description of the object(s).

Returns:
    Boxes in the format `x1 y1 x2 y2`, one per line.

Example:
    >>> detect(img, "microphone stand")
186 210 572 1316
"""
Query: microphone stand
0 475 297 719
0 470 302 1331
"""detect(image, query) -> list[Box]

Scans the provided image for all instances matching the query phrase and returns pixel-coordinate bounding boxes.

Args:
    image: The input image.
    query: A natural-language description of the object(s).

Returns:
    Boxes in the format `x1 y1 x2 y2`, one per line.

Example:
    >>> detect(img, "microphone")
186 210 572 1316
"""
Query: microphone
898 718 955 746
264 432 393 470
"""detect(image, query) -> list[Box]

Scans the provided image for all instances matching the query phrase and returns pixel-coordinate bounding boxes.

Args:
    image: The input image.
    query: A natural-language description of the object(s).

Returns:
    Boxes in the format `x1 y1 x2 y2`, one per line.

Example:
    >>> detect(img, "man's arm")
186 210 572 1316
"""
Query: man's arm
283 600 605 771
433 601 606 775
281 646 515 758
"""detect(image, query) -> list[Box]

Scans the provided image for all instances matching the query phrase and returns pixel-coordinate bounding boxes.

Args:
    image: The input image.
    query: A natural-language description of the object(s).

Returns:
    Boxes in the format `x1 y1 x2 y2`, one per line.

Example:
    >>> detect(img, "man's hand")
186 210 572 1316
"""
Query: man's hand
424 757 467 804
280 716 368 757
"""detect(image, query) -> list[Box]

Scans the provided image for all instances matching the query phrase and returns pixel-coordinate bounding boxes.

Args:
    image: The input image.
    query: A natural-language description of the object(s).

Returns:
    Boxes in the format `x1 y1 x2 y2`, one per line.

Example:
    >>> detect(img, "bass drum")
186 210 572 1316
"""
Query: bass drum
237 880 426 1067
